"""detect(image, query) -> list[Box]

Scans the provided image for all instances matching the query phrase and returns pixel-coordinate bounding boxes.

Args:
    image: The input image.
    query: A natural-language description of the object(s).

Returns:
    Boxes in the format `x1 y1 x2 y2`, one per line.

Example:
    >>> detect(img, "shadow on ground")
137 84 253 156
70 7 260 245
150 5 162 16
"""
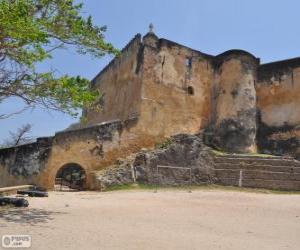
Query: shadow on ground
0 208 67 226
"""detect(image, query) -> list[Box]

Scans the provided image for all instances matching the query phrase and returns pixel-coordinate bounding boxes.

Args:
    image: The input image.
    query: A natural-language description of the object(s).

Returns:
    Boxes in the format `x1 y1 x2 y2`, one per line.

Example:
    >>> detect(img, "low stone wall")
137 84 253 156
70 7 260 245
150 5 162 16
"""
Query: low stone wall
0 137 52 188
0 118 138 189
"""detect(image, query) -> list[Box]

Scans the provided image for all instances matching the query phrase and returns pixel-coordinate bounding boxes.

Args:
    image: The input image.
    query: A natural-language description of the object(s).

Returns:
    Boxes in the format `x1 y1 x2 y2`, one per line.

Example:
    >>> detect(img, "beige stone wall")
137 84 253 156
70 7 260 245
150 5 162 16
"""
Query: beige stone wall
257 63 300 156
31 36 216 189
0 167 38 187
40 36 215 189
211 52 258 153
214 58 256 125
34 120 164 189
85 35 214 139
138 39 214 138
257 66 300 127
84 34 143 125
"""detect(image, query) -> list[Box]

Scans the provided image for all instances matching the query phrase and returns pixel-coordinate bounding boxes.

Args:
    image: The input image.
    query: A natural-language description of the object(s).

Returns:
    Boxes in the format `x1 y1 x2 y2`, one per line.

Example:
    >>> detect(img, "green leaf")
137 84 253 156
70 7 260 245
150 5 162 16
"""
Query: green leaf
0 0 119 118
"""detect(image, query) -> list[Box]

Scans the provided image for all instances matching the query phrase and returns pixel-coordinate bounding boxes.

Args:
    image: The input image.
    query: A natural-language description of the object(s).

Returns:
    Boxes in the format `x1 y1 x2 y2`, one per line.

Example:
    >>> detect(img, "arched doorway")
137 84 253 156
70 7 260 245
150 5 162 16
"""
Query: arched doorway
55 163 86 191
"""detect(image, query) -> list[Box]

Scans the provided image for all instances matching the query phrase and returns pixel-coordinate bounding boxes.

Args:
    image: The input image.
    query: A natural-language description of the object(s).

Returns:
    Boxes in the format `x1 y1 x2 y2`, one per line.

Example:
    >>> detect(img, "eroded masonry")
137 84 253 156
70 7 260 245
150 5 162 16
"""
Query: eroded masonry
1 29 300 190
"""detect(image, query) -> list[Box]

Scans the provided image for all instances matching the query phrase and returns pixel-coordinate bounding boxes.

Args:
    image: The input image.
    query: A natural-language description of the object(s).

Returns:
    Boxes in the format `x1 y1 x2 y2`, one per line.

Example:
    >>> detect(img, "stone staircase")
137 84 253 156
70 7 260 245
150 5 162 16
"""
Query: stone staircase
213 154 300 191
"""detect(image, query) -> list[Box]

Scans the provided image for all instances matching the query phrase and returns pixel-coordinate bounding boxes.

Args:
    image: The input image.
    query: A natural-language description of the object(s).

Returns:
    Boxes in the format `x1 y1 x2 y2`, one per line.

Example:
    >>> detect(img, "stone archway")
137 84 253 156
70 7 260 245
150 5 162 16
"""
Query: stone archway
55 163 86 191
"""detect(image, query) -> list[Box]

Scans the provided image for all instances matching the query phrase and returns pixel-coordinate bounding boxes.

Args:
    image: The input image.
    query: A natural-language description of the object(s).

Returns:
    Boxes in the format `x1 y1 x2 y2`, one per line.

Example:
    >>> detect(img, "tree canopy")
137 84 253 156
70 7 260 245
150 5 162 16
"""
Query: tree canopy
0 0 118 118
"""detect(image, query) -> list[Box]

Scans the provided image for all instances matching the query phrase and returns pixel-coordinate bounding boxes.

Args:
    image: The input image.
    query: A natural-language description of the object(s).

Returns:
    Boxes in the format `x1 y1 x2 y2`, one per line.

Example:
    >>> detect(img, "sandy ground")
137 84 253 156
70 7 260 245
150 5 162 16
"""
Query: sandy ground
0 189 299 250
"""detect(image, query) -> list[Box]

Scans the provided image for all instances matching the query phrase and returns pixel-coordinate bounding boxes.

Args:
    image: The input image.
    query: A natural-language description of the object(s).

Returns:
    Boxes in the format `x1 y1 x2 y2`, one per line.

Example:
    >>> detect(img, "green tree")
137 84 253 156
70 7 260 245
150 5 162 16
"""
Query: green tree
0 0 118 118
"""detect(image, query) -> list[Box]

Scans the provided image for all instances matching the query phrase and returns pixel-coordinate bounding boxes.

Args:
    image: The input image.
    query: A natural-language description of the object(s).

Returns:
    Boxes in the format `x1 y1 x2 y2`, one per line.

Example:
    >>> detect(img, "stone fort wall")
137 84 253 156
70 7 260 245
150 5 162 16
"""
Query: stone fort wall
1 31 300 190
87 33 260 153
0 118 157 189
84 34 143 124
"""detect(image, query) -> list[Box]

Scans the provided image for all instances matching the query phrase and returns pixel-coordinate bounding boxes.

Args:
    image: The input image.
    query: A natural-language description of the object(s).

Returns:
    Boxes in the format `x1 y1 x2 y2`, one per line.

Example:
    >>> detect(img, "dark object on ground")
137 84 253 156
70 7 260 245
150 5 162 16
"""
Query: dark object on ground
30 186 47 192
0 197 29 207
17 190 48 197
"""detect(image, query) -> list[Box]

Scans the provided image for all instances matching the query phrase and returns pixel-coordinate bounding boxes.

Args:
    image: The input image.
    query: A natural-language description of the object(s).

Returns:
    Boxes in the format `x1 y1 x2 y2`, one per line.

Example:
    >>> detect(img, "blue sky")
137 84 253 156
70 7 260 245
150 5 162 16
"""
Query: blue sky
1 0 300 142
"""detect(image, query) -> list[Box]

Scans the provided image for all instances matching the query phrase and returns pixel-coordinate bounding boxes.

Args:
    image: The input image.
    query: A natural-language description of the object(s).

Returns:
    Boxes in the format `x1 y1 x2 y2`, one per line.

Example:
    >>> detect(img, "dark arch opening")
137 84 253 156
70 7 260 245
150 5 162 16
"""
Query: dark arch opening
55 163 86 191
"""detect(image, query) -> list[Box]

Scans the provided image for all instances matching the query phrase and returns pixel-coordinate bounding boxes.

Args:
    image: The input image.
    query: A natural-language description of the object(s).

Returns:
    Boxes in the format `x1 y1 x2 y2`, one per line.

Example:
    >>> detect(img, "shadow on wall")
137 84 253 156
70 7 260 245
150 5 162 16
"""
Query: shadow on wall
256 111 300 159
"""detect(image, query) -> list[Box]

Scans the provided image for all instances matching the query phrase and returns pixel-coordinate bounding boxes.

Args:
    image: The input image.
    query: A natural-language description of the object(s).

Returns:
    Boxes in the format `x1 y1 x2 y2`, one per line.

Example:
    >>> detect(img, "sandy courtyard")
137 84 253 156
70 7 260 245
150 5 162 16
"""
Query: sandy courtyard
0 189 299 250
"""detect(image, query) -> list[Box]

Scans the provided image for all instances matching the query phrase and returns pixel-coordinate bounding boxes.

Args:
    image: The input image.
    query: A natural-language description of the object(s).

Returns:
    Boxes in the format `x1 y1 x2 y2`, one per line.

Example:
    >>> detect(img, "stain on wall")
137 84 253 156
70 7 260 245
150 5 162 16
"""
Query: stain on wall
84 34 143 124
37 119 146 189
257 58 300 158
139 37 214 137
0 137 52 187
211 51 259 153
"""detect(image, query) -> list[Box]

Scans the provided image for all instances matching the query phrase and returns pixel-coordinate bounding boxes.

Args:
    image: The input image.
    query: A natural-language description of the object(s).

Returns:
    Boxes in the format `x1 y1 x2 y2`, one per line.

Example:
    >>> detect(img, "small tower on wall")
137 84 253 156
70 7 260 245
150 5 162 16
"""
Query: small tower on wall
143 23 159 48
211 51 259 153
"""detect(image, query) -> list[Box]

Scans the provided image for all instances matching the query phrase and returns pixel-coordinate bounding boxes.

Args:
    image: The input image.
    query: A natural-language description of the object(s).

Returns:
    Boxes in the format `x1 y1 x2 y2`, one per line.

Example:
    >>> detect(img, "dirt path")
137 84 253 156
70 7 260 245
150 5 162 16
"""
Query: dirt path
0 189 299 250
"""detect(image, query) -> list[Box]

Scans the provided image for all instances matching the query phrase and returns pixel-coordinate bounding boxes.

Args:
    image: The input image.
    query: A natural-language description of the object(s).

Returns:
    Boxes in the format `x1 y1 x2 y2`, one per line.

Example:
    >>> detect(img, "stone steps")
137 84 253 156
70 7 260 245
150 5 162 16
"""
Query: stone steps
214 156 300 167
218 178 300 191
215 169 300 181
212 154 300 190
0 185 34 196
214 163 300 173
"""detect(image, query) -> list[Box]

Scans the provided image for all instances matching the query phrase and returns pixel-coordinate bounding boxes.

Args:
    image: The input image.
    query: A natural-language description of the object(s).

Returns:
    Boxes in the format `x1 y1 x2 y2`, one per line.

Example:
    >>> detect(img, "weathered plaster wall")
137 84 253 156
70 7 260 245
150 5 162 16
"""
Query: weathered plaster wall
0 119 159 189
139 37 214 138
211 51 259 153
37 118 158 189
257 58 300 158
0 138 52 188
84 34 143 124
86 33 261 157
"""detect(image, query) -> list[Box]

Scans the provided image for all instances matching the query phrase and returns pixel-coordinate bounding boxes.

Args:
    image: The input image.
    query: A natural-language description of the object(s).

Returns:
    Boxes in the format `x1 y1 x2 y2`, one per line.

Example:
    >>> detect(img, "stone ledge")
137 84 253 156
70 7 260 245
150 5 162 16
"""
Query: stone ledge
214 163 300 173
0 185 33 196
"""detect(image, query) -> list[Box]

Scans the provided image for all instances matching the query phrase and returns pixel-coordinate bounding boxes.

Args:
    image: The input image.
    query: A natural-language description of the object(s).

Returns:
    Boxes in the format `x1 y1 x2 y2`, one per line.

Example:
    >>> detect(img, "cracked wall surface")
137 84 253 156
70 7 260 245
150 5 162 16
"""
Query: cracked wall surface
139 36 213 137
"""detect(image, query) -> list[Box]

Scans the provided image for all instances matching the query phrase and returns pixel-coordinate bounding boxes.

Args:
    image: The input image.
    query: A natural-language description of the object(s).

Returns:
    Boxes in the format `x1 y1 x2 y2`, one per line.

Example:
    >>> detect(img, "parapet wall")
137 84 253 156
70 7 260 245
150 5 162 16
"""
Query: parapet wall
0 119 143 189
0 137 53 187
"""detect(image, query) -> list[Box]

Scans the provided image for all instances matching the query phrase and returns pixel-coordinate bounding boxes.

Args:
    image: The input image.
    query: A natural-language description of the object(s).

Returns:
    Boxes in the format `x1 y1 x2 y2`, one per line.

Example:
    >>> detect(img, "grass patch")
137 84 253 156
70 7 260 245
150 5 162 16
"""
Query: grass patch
212 149 276 158
104 183 300 195
155 138 173 149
